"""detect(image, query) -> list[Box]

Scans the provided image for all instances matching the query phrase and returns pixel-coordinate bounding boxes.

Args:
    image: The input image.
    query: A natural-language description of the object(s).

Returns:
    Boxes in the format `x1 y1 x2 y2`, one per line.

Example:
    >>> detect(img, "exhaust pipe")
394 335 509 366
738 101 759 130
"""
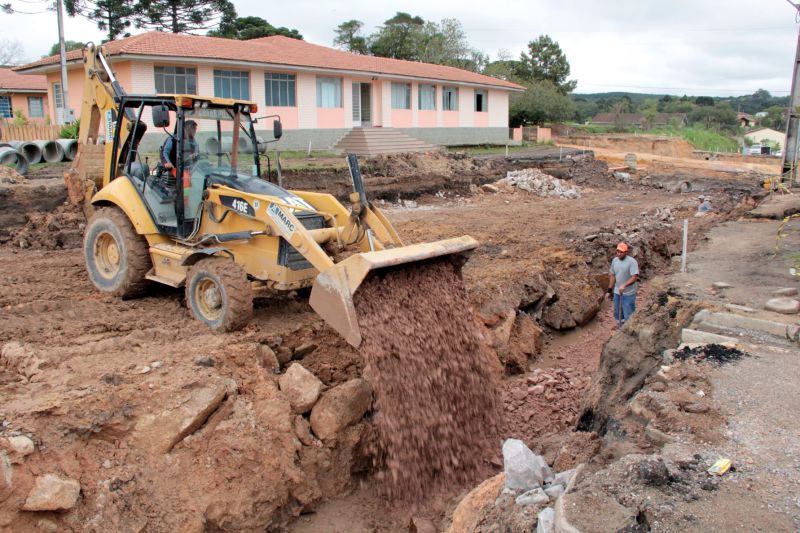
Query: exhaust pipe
9 141 42 164
34 140 64 163
0 146 29 175
57 139 78 161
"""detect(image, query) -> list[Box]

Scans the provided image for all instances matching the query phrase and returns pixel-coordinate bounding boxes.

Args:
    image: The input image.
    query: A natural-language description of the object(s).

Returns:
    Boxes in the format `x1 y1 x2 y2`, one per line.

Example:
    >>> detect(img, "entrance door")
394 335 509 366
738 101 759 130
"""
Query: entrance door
359 83 372 127
352 83 372 128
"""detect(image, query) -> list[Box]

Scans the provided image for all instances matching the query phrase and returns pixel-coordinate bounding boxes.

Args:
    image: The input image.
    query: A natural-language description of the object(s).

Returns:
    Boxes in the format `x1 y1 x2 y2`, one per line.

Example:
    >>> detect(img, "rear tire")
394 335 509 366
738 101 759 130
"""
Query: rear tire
84 206 151 297
186 257 253 332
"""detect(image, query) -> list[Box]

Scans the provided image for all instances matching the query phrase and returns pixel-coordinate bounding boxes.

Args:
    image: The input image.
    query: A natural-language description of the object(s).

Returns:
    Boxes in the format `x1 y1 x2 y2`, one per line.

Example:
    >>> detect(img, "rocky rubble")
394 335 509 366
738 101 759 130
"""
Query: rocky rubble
495 168 581 199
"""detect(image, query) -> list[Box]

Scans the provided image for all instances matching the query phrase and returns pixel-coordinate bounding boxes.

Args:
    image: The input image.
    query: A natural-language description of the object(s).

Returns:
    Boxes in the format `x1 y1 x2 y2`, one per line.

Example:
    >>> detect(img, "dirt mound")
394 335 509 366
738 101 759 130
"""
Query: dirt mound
9 204 84 250
354 259 503 503
565 134 696 158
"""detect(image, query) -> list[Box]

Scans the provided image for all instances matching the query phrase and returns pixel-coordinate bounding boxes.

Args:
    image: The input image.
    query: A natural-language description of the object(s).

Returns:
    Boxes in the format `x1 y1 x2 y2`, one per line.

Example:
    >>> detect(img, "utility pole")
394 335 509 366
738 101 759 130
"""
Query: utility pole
55 0 72 125
782 0 800 186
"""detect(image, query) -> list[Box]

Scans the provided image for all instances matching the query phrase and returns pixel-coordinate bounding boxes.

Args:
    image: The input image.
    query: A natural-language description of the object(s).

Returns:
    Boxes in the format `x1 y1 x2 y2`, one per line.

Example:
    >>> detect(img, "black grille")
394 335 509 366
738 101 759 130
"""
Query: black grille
278 214 326 271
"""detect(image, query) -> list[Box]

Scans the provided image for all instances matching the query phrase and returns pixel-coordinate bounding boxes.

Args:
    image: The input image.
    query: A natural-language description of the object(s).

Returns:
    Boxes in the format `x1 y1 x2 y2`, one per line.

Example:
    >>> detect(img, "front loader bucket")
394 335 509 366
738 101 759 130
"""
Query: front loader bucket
309 235 478 348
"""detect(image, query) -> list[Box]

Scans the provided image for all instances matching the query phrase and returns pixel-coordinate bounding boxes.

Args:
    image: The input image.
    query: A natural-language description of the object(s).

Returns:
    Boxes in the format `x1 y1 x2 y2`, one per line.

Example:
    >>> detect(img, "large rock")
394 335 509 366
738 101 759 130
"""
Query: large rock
765 297 800 315
536 507 554 533
0 450 12 497
133 379 235 453
310 379 372 441
503 438 553 491
278 363 323 414
446 473 505 533
22 474 81 511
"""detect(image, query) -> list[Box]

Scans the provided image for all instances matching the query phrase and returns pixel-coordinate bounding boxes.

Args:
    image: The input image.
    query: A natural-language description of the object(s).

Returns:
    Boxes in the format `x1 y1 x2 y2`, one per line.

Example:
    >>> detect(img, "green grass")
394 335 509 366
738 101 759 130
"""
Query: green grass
641 126 739 153
566 123 740 153
445 142 553 156
269 150 341 160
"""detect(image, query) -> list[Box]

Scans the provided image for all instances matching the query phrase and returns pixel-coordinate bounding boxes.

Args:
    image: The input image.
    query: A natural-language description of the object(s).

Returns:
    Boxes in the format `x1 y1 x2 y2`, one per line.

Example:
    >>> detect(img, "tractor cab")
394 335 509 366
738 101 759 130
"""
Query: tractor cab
112 94 282 238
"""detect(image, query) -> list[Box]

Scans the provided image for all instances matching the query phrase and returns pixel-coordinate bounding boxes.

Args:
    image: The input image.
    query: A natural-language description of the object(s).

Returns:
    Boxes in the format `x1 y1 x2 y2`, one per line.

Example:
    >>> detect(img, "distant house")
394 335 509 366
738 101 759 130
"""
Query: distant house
15 32 524 149
0 67 49 124
737 112 754 128
745 127 785 148
591 113 687 128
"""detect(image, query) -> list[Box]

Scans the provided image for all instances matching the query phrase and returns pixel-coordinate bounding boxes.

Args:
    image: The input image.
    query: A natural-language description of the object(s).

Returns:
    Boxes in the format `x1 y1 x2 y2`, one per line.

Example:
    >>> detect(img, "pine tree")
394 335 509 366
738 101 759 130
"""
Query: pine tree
64 0 135 41
133 0 235 34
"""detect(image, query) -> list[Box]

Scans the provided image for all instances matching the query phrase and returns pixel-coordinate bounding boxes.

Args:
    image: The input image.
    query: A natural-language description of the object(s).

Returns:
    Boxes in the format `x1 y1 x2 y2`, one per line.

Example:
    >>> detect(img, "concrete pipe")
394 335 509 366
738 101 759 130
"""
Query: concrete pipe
9 141 42 164
34 140 64 164
670 180 693 193
57 139 78 161
0 146 29 175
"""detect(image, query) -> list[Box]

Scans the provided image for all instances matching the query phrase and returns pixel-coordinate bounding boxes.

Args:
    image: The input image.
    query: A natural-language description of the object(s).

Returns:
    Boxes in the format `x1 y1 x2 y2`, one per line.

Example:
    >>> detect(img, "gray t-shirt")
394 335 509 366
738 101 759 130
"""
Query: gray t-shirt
610 255 639 296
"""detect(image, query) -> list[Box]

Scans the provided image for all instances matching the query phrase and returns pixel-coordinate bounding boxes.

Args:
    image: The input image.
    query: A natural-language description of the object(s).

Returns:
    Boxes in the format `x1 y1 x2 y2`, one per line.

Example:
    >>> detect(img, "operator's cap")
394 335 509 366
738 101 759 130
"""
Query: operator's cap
698 195 705 200
616 242 629 252
185 120 198 128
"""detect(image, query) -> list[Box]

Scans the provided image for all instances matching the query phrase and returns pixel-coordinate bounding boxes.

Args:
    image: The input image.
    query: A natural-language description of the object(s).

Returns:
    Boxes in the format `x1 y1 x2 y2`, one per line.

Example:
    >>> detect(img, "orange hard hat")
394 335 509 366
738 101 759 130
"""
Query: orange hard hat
616 242 629 252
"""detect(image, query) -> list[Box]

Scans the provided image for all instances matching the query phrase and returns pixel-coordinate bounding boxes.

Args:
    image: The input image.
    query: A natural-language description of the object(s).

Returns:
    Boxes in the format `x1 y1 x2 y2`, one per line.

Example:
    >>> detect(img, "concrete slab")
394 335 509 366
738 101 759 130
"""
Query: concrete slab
692 311 799 343
746 193 800 220
680 328 740 345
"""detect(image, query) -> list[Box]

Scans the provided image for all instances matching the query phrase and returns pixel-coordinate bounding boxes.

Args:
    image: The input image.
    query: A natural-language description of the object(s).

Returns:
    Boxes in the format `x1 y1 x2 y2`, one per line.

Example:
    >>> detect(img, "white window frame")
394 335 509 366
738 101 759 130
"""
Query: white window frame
443 86 458 111
418 84 436 110
52 82 63 110
154 66 198 95
0 96 11 118
213 69 250 100
28 96 44 118
391 82 411 110
475 90 488 113
265 73 296 107
316 76 342 108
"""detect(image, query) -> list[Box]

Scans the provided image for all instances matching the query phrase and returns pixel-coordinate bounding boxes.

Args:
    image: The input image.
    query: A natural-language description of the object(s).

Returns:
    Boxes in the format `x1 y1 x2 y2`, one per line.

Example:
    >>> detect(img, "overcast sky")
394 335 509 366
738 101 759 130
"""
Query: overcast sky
3 0 800 97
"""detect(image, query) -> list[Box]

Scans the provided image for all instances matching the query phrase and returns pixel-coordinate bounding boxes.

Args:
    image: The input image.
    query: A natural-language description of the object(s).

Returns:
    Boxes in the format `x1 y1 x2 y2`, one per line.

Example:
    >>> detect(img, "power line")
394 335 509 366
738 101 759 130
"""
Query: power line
576 83 790 94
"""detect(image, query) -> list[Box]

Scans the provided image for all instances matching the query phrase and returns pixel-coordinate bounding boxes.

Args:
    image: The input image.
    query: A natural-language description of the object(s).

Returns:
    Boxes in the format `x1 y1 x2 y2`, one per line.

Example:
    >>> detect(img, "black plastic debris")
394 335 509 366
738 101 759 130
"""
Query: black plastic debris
674 344 748 365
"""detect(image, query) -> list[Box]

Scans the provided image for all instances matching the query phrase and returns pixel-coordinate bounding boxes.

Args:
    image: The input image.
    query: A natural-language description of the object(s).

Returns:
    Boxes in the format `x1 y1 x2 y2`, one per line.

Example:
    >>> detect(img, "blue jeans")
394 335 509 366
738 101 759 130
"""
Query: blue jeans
613 293 636 325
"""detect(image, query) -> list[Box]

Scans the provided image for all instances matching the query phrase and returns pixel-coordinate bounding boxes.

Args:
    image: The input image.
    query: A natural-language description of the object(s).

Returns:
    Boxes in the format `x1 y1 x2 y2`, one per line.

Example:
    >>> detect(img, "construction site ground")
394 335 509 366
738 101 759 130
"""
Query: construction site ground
0 135 796 532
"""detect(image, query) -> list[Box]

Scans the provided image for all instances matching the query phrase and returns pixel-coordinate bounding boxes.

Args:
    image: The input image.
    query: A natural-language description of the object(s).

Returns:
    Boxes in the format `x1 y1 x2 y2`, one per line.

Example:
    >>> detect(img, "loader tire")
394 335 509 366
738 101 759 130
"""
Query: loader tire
84 206 151 298
186 257 253 332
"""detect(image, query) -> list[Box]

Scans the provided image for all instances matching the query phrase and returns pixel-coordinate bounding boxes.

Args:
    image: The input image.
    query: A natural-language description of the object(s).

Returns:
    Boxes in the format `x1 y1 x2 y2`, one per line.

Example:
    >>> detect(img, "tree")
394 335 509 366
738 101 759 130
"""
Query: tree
689 104 738 133
516 35 576 94
65 0 134 41
509 80 575 126
416 18 487 72
209 16 302 40
333 19 368 54
368 12 425 61
760 105 788 131
0 38 24 65
133 0 235 34
695 96 714 107
47 41 85 57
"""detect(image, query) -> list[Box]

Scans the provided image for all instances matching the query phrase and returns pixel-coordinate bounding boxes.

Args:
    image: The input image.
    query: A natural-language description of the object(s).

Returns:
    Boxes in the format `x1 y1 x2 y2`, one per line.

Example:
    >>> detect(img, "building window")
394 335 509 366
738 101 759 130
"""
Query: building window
214 69 250 100
443 86 458 111
391 82 411 109
28 96 44 118
0 96 11 118
475 90 487 112
316 77 342 108
52 82 63 110
265 73 296 107
154 66 197 95
418 84 436 110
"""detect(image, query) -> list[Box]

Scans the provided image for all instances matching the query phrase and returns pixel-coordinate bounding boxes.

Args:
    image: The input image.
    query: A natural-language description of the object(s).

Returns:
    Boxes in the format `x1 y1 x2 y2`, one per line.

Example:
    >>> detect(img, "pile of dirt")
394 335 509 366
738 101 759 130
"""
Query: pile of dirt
8 204 84 249
354 259 504 503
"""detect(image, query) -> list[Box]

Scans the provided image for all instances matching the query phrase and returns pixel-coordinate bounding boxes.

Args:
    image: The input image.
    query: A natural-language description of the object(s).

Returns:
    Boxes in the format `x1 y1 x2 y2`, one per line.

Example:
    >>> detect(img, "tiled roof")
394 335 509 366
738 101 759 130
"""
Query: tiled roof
16 32 524 91
0 67 47 91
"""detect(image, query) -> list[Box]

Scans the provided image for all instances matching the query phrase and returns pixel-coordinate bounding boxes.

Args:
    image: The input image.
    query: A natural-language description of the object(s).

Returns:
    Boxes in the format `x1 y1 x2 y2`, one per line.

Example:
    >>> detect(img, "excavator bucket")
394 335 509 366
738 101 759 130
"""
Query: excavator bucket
309 235 478 348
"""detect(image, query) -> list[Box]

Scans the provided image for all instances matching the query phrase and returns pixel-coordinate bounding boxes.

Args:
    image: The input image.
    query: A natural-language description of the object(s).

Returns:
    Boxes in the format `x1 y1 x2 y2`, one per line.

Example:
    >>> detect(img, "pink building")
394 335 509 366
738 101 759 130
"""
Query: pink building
0 68 49 124
16 32 524 148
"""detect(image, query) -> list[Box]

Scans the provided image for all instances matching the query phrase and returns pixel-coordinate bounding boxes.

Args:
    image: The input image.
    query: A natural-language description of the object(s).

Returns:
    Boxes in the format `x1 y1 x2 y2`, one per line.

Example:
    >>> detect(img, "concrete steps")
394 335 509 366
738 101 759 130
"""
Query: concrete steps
333 128 440 156
680 309 800 348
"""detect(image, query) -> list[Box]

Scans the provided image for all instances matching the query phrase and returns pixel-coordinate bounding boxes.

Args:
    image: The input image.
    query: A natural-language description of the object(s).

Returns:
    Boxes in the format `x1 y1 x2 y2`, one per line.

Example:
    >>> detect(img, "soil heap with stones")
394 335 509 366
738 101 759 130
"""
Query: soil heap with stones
355 259 503 502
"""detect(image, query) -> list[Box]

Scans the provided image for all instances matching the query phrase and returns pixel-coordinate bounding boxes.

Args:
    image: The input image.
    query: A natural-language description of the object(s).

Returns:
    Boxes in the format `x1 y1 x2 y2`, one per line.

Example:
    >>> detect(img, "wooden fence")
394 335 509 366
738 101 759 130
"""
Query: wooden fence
0 124 61 141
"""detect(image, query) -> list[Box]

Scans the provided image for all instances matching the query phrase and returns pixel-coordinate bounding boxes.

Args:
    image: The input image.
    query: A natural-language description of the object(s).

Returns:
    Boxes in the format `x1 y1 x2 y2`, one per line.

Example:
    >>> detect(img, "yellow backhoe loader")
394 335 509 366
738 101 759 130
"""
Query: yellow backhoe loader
65 43 477 347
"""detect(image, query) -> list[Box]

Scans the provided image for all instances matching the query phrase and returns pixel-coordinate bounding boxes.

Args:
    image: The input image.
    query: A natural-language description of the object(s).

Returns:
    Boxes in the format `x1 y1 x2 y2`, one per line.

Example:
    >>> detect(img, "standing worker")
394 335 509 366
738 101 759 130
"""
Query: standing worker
607 242 639 327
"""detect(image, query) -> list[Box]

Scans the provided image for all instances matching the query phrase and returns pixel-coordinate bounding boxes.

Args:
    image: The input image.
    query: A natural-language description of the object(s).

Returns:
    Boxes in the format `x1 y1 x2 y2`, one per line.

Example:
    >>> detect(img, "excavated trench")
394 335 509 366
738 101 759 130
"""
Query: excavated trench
0 150 763 531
